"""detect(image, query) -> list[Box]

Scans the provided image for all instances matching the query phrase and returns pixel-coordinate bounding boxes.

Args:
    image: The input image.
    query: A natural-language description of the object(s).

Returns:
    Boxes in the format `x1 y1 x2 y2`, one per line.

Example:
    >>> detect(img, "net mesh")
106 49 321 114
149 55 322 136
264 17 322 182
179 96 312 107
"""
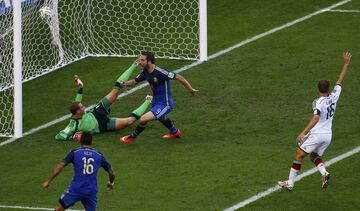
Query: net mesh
0 0 201 136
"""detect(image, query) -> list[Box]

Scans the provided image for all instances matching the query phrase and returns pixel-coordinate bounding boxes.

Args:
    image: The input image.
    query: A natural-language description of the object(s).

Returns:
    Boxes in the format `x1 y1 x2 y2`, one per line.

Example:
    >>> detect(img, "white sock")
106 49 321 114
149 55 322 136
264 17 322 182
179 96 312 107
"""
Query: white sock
317 163 327 176
288 168 298 186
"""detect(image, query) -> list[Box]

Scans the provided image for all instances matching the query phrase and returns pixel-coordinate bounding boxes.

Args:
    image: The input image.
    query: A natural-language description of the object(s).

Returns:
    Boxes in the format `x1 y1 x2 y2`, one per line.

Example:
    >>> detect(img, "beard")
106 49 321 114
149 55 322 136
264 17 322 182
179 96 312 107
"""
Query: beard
144 63 150 70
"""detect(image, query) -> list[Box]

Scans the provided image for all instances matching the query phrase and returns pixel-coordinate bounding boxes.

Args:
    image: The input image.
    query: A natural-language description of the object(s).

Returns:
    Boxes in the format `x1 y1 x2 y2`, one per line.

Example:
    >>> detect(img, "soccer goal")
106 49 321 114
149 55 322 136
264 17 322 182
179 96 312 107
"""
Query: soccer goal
0 0 207 137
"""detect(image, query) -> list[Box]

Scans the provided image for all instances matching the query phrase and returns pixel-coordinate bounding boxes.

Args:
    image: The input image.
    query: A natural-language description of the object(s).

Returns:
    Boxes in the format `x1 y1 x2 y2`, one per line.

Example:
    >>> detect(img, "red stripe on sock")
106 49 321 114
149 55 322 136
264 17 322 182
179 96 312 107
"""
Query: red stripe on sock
314 158 323 166
292 163 302 171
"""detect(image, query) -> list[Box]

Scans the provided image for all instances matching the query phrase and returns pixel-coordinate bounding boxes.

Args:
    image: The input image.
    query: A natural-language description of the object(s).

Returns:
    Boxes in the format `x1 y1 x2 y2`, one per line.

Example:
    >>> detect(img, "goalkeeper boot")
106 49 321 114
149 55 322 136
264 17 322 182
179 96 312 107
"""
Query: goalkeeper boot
321 172 330 188
162 129 182 139
120 135 136 144
278 180 293 191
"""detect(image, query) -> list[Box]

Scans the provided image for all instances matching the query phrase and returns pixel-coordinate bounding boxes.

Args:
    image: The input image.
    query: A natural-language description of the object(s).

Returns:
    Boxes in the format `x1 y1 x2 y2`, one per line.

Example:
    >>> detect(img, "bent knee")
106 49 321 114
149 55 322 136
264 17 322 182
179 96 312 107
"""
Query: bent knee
127 118 135 126
139 117 149 125
309 152 320 161
158 117 168 123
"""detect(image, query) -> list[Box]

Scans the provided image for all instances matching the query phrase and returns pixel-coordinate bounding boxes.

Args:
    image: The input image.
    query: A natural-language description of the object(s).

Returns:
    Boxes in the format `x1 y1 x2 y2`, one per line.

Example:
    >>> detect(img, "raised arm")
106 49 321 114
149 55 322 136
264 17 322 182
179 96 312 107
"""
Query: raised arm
336 52 352 86
175 74 198 96
74 75 84 102
42 161 66 189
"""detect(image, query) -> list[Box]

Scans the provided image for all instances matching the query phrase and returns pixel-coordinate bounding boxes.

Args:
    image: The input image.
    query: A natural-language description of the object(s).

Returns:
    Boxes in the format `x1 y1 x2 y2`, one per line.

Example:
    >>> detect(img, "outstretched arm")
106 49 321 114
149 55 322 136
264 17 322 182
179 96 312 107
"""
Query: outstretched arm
55 75 83 140
121 68 146 87
74 75 84 102
121 79 138 87
55 120 77 141
42 161 66 189
175 74 198 96
296 115 320 143
336 52 352 86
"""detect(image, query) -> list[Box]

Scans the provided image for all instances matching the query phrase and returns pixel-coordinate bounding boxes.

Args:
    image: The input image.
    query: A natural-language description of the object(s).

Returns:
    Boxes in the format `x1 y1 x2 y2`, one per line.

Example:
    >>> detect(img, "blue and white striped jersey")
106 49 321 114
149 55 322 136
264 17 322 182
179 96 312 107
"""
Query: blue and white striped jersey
135 66 177 106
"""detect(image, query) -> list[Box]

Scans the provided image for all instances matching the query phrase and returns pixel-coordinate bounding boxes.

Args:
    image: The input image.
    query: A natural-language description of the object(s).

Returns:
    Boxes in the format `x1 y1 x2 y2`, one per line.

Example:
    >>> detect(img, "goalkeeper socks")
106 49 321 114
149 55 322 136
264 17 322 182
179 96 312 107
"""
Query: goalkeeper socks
131 123 146 138
159 118 177 134
116 63 137 83
131 100 150 119
114 82 122 90
114 63 137 89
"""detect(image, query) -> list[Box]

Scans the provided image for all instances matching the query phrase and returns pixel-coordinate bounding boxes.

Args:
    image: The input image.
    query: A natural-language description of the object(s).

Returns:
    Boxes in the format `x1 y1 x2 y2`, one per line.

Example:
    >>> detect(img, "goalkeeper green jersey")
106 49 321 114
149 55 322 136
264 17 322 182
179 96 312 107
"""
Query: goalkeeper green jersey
55 88 100 140
55 113 100 140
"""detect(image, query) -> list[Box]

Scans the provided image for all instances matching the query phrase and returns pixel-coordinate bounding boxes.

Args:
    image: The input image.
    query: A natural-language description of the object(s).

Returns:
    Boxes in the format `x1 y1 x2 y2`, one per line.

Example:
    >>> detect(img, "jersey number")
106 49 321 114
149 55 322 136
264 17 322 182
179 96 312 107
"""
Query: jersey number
326 103 335 119
82 157 94 175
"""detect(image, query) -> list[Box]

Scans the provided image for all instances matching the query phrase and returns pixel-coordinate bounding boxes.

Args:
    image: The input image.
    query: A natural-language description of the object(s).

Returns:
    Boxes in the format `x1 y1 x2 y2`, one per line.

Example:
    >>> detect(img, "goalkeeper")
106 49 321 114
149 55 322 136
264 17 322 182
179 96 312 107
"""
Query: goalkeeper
55 61 151 141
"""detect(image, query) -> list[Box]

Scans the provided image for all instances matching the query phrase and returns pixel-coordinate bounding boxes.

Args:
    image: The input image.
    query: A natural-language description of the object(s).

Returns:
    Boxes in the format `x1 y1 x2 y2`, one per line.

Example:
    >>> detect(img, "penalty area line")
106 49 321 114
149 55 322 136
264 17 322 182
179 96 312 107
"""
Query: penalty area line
0 0 352 147
223 145 360 211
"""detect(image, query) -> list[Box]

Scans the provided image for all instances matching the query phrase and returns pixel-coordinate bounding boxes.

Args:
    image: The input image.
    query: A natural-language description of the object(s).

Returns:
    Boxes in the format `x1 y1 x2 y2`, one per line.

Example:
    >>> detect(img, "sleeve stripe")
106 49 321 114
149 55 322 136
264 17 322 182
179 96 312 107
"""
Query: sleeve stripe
156 66 169 75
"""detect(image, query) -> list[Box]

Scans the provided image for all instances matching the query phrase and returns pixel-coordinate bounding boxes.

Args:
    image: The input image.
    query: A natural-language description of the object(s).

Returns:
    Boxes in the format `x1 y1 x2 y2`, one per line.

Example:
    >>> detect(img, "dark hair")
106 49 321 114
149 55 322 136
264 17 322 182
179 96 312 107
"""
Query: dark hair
80 132 92 145
141 51 155 64
70 102 81 115
318 80 330 93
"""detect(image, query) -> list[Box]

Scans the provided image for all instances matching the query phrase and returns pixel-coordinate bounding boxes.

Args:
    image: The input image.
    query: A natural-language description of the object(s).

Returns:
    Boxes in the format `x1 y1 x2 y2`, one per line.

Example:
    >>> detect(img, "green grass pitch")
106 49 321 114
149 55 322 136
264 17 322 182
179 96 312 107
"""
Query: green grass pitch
1 0 360 210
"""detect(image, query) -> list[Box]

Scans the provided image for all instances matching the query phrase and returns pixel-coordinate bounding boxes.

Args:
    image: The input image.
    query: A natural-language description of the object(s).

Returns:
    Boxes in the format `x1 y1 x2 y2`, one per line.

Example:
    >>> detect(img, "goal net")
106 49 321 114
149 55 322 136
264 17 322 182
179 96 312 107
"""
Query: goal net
0 0 207 137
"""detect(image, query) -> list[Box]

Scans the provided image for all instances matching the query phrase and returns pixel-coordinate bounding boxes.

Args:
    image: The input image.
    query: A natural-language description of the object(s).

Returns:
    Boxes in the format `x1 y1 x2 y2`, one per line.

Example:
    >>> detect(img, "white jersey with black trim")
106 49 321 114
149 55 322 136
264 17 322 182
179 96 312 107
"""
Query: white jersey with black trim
310 85 342 134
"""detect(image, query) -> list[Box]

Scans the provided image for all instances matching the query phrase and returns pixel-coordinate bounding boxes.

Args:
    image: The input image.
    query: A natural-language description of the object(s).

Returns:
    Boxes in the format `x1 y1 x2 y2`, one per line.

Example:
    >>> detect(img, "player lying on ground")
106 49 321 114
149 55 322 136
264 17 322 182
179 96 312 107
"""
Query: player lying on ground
119 51 198 143
55 61 151 141
43 132 115 211
278 52 352 190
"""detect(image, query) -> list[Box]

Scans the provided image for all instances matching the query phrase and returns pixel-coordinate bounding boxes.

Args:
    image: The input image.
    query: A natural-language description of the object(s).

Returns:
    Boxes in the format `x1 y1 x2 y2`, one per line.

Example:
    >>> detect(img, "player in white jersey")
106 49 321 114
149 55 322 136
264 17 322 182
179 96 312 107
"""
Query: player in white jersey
278 52 352 190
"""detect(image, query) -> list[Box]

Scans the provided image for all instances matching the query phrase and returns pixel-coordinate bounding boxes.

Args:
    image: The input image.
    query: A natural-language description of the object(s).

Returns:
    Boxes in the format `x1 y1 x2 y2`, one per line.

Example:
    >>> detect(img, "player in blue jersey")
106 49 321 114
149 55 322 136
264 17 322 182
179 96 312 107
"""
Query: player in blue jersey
119 51 198 143
43 132 115 211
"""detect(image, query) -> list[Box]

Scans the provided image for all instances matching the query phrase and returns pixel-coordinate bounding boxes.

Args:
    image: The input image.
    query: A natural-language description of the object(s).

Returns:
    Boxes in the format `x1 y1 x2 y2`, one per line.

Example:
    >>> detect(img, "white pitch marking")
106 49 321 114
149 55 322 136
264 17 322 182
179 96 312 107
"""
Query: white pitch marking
328 9 360 13
223 145 360 211
0 0 351 147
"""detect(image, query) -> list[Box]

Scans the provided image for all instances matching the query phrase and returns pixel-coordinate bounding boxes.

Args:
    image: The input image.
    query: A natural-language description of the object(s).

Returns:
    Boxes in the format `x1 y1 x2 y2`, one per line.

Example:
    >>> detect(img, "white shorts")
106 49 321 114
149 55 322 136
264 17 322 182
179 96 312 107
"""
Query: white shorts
298 133 332 156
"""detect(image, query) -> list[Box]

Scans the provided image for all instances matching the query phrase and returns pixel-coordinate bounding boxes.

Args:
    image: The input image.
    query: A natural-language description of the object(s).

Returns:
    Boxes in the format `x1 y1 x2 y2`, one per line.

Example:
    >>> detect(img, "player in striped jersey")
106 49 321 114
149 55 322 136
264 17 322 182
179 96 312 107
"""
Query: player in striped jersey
278 52 352 190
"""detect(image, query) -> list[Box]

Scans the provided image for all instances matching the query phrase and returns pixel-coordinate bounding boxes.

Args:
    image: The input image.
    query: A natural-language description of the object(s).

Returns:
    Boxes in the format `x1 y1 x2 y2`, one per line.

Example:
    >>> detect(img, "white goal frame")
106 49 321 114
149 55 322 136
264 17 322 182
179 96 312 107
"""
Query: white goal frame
5 0 207 137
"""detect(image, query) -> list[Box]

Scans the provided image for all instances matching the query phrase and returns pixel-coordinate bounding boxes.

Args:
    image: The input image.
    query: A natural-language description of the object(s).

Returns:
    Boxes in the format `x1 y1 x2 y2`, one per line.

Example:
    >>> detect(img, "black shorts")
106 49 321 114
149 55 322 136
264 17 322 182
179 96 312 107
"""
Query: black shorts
91 97 111 132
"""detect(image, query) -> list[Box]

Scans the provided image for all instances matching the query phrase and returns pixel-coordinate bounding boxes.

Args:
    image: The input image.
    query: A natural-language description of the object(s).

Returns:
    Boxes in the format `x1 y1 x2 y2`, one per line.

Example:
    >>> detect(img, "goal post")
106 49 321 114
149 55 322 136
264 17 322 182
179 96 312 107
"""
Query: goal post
0 0 207 137
13 0 23 138
199 0 207 61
